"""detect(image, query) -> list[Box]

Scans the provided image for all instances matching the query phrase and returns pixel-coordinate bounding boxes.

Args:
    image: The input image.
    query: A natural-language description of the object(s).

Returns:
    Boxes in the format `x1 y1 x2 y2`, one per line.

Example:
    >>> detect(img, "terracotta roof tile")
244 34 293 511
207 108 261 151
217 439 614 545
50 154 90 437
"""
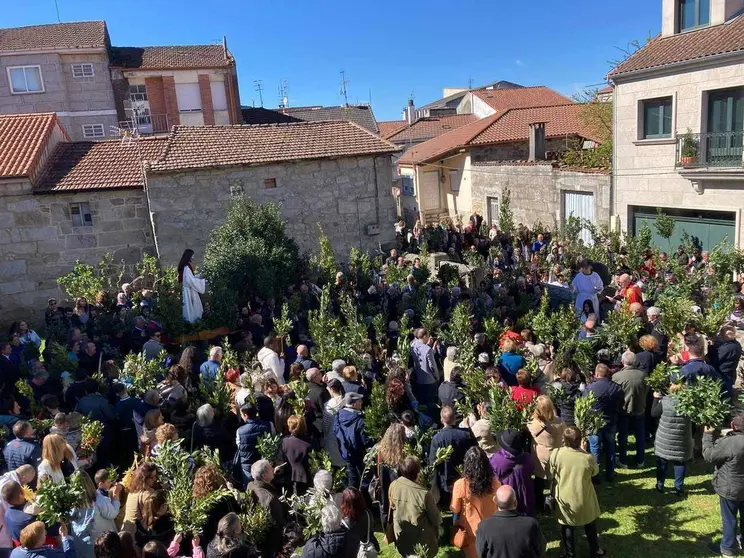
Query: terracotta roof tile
109 45 231 69
0 21 107 52
611 17 744 77
34 137 167 193
399 104 602 166
397 112 505 166
279 105 378 133
472 104 602 144
473 86 572 111
0 113 66 182
149 121 399 172
386 114 478 143
378 120 407 139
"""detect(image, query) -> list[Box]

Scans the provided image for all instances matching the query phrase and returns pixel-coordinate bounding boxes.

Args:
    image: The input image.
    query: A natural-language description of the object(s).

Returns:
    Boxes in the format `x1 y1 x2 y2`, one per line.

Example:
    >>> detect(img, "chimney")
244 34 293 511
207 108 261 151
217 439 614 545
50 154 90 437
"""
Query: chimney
529 122 546 162
405 98 416 125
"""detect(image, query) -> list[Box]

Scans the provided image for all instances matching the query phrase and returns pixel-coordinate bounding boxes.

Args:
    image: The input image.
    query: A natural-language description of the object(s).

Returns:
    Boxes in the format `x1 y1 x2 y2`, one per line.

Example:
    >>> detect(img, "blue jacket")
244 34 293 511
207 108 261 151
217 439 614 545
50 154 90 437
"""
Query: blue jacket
498 352 525 386
584 377 624 425
410 339 438 385
115 396 138 429
332 408 371 463
678 358 719 383
3 437 41 471
76 394 116 424
200 360 220 382
235 419 272 472
9 537 75 558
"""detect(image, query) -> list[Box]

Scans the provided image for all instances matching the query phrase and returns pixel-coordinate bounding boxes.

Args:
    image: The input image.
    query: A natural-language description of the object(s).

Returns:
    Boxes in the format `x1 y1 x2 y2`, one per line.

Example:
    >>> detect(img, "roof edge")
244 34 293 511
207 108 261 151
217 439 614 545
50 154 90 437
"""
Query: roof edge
609 48 744 82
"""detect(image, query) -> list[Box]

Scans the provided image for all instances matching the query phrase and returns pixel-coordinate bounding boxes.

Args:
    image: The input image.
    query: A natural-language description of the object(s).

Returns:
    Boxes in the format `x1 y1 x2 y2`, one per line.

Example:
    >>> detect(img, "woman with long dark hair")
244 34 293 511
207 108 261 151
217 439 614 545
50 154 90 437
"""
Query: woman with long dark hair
178 249 206 323
451 446 500 558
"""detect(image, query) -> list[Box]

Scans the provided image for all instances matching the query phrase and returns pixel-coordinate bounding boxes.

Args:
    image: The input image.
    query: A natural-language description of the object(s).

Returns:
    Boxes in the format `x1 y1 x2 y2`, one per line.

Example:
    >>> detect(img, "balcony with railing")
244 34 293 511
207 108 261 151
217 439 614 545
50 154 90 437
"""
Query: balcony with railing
120 111 170 135
675 131 744 169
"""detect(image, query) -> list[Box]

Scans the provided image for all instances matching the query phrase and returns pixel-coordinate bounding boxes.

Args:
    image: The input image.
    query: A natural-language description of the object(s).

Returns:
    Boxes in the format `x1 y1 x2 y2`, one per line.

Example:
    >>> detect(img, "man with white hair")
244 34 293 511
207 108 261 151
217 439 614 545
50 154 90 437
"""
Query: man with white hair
646 306 668 361
617 273 643 307
613 351 649 468
247 459 284 557
443 346 458 382
325 359 346 383
200 346 222 383
476 485 546 557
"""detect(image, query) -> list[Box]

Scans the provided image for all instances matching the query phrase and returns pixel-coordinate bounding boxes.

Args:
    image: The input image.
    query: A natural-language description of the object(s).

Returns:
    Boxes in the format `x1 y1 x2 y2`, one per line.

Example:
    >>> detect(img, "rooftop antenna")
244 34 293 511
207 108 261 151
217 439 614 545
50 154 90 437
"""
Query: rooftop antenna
340 70 349 106
222 36 228 60
368 88 372 107
54 0 61 22
254 80 264 107
468 75 474 89
278 80 289 109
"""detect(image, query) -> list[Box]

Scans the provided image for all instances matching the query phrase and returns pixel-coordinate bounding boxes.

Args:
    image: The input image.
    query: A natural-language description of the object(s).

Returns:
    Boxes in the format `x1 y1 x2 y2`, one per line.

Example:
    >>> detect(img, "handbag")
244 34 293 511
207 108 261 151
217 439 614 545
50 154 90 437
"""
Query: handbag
544 448 560 513
368 454 382 503
357 509 379 558
451 481 483 549
383 501 396 545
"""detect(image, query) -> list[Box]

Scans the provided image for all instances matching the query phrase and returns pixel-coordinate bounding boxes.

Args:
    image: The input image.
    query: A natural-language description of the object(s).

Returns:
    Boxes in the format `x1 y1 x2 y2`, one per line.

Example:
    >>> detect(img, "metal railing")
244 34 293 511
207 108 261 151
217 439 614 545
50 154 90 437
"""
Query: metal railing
120 112 170 135
676 131 744 168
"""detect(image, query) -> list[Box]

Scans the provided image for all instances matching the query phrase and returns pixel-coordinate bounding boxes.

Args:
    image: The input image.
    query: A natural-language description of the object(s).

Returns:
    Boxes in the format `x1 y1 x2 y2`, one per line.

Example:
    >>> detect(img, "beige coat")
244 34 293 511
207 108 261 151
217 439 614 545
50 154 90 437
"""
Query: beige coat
121 490 151 533
527 416 565 479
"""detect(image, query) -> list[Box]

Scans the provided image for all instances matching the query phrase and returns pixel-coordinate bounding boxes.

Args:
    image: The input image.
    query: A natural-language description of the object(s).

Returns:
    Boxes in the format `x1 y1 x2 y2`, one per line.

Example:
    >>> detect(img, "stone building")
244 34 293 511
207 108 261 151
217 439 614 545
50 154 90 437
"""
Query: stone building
396 102 607 235
0 21 241 141
145 121 398 263
610 0 744 248
0 114 398 324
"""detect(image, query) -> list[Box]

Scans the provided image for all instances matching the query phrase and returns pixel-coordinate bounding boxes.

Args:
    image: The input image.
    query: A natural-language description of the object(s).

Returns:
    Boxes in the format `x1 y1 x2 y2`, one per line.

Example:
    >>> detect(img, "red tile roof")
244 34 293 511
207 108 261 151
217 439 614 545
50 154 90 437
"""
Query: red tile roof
473 86 572 111
149 121 399 172
378 120 407 139
611 17 744 77
0 113 68 182
35 137 167 193
109 45 232 70
386 114 478 143
397 112 505 166
0 21 108 52
471 104 602 144
399 104 602 165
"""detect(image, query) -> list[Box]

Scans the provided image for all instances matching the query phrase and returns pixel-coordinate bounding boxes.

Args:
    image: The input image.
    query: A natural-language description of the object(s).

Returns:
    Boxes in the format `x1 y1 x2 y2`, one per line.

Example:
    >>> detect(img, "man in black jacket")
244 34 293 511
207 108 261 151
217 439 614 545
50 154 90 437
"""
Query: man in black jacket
584 364 624 481
438 367 466 411
704 412 744 557
305 368 329 439
710 325 742 400
429 406 475 506
476 485 546 558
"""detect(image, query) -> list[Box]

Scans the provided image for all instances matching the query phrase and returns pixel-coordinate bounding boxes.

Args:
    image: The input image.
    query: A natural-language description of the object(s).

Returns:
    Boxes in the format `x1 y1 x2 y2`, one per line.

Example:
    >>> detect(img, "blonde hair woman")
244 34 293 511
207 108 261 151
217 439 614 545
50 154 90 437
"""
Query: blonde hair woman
527 395 565 510
38 433 78 484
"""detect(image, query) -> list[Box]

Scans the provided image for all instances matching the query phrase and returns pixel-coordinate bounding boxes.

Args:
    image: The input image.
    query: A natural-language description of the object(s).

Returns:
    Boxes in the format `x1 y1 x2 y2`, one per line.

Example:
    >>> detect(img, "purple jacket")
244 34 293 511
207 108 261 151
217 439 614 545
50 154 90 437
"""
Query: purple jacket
489 448 535 517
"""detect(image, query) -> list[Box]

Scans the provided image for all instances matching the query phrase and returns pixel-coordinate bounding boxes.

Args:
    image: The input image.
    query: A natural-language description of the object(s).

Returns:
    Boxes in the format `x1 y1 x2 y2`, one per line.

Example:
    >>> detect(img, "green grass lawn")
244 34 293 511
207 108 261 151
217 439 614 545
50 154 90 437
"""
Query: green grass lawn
376 457 721 557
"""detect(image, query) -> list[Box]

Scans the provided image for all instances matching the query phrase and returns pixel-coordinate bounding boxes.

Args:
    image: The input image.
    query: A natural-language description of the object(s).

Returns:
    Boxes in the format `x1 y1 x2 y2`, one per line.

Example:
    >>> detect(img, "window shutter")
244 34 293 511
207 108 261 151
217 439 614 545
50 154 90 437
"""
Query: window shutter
175 83 202 111
210 81 228 111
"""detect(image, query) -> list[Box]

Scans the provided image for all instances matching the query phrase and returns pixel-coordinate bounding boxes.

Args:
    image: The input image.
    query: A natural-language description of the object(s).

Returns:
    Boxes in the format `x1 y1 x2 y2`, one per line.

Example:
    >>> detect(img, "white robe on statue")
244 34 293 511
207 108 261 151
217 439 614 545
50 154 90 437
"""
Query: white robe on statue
182 266 206 323
571 271 603 316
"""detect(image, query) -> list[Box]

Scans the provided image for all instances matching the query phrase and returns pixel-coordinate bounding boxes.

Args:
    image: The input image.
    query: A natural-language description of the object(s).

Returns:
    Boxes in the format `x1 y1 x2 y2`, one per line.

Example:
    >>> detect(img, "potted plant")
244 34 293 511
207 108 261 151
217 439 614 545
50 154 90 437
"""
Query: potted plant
680 128 699 167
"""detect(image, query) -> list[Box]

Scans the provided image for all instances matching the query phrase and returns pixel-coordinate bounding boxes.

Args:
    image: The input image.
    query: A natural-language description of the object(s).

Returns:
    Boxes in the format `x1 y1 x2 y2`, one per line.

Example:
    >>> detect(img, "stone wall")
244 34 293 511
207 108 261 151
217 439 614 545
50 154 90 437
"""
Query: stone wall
470 162 611 227
0 182 153 325
470 138 570 163
146 155 397 266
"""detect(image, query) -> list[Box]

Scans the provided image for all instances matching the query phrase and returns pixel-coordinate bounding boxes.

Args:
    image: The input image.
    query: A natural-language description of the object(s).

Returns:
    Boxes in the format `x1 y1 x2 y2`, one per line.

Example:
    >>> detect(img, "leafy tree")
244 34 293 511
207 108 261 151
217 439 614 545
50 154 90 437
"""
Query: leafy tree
57 253 121 301
498 186 515 236
202 198 300 325
560 88 612 169
312 224 338 285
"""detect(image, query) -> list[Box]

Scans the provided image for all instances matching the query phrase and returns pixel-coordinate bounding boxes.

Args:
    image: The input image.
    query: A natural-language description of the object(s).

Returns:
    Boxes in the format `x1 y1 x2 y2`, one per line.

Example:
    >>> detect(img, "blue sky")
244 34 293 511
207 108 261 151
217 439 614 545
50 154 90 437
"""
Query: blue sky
3 0 660 121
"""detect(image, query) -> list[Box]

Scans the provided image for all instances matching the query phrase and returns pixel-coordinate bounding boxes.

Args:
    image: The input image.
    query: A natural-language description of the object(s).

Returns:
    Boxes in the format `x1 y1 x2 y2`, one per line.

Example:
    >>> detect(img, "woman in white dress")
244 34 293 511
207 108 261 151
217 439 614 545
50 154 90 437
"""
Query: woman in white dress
177 249 206 323
571 259 604 317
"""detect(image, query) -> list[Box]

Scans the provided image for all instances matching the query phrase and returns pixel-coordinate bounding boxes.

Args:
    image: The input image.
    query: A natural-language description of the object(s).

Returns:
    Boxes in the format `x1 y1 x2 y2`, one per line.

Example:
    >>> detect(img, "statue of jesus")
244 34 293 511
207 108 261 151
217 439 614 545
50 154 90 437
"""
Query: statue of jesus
177 249 206 323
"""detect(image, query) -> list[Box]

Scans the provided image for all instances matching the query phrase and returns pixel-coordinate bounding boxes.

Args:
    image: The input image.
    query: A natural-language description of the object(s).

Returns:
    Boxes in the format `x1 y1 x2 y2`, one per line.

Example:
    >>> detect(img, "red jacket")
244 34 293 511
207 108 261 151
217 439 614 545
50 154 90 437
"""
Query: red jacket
510 386 539 410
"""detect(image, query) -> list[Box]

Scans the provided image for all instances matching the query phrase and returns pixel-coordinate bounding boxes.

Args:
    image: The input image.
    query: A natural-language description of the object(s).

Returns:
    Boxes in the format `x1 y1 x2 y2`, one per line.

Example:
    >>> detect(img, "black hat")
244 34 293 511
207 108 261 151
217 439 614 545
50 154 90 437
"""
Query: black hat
498 428 526 456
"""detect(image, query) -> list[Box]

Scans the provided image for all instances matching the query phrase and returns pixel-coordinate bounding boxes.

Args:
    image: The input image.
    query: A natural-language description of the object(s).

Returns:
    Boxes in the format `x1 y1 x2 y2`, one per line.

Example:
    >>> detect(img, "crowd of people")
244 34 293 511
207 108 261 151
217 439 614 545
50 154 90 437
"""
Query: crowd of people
0 212 743 558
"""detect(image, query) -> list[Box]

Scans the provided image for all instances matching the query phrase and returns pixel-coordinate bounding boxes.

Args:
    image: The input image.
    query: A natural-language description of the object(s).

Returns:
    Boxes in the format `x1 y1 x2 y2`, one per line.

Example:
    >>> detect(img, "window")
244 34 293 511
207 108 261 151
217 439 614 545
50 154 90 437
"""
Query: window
7 66 43 94
129 84 148 103
264 178 277 189
642 97 673 139
70 203 92 227
210 81 228 111
488 197 499 226
449 169 461 192
175 83 202 112
82 124 105 138
71 63 94 78
401 175 414 196
679 0 710 31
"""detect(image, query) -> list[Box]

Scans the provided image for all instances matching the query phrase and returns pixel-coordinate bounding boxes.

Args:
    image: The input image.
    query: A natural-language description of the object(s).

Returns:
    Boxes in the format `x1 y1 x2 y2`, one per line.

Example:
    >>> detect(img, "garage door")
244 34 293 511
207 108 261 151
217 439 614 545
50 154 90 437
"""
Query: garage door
420 171 441 211
632 206 736 250
563 191 594 244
